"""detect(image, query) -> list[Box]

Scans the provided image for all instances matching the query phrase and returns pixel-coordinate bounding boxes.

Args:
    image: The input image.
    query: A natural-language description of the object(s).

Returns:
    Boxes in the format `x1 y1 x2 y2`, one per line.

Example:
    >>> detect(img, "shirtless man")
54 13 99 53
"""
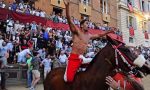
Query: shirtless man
63 0 116 82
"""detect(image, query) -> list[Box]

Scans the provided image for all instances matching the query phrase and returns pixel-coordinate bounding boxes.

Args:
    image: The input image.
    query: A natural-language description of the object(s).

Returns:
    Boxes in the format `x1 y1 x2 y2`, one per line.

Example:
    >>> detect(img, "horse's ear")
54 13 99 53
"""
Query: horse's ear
106 35 123 45
106 35 117 45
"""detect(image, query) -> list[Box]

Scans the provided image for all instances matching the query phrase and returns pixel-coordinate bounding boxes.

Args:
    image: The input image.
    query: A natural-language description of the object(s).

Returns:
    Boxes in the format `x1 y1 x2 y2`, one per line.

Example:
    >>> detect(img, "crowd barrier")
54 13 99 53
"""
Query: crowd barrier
0 64 43 85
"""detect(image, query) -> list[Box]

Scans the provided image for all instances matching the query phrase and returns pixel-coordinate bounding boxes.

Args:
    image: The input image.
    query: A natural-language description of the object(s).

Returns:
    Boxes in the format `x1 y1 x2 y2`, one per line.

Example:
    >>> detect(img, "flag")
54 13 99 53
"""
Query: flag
128 3 133 12
144 31 149 39
129 27 134 36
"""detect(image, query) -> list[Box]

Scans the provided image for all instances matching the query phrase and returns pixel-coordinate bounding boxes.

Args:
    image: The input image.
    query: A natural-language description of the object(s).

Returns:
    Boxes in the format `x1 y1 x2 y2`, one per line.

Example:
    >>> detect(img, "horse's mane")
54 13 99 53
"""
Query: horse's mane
86 42 111 70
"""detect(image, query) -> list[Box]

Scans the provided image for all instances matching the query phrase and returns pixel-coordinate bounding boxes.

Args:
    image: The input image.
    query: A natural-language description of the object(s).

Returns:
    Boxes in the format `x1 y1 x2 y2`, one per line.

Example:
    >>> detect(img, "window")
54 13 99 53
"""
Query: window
148 2 150 11
127 0 132 5
81 14 89 20
127 0 134 6
53 7 63 15
128 16 134 27
142 1 145 11
81 0 90 5
127 16 137 30
140 0 145 11
100 0 103 11
58 0 61 4
100 0 108 14
142 22 147 31
129 37 134 43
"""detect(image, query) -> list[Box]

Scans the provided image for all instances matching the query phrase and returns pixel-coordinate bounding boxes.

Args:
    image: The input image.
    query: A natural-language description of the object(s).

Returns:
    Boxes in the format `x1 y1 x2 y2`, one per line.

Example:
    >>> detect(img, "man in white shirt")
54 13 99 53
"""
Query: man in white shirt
6 18 14 34
59 51 67 66
58 16 63 23
40 11 46 18
17 48 32 63
40 55 52 79
35 10 40 16
14 20 20 31
0 35 4 48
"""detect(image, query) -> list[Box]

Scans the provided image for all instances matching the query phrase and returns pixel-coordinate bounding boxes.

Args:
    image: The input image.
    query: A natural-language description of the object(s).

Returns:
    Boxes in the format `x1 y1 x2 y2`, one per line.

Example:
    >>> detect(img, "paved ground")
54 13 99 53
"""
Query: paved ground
7 84 44 90
7 75 150 90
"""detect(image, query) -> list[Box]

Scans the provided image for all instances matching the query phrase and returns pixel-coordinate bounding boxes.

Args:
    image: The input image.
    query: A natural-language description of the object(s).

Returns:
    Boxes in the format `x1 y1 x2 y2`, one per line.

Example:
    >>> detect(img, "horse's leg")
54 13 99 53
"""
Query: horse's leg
44 78 51 90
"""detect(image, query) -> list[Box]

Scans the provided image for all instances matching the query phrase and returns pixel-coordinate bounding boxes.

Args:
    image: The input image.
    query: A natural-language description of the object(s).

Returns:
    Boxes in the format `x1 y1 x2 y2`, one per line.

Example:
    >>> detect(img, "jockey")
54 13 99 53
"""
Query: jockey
63 0 116 82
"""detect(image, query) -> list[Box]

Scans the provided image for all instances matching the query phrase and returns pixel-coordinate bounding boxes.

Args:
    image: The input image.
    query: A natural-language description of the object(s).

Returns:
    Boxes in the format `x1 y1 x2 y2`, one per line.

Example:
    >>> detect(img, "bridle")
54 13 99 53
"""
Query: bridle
109 43 137 74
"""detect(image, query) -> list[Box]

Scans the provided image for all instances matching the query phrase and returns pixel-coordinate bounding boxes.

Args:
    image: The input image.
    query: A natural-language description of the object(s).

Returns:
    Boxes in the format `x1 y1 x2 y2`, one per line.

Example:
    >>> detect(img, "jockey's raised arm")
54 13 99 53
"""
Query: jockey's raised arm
64 0 79 34
90 28 116 40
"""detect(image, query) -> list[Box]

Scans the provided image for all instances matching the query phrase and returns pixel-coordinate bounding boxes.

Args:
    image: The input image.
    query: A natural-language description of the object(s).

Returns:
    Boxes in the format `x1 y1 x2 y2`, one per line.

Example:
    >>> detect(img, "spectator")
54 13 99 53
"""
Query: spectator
11 1 17 11
38 48 46 60
0 1 6 8
0 35 4 48
19 39 28 51
53 14 59 23
40 54 52 79
40 10 46 18
17 47 32 63
58 50 67 67
30 52 41 90
6 18 14 35
35 10 40 16
30 21 37 38
0 41 14 90
20 53 33 88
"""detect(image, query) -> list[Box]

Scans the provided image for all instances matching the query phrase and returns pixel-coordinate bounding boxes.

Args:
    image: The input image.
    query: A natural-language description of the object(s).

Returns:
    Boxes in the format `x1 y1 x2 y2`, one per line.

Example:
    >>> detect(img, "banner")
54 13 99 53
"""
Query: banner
144 31 149 39
128 3 133 12
0 8 11 20
129 27 134 36
11 12 47 25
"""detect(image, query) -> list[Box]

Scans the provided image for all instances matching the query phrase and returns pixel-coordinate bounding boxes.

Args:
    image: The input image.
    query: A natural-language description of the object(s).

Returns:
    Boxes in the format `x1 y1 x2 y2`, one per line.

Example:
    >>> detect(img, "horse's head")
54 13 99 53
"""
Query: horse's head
106 36 150 75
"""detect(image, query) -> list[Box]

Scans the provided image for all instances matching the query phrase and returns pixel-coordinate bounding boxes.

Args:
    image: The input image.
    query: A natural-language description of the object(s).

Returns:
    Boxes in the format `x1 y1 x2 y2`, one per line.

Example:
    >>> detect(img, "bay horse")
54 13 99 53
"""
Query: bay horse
44 36 150 90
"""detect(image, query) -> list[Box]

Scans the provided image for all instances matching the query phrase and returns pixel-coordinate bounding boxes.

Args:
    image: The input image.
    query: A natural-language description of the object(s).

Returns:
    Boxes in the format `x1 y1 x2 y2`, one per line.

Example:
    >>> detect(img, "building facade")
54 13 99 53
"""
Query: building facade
118 0 150 47
5 0 118 28
36 0 118 27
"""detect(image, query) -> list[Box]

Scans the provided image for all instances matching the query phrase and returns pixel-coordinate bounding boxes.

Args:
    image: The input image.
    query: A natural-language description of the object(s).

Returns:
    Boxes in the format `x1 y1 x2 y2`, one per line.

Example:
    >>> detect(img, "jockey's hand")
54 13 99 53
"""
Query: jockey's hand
64 0 70 6
105 76 120 90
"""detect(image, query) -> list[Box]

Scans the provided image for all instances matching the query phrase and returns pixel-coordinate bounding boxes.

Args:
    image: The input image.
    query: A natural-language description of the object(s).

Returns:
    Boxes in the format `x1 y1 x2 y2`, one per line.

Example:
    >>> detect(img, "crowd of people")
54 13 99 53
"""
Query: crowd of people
0 0 46 17
0 0 122 35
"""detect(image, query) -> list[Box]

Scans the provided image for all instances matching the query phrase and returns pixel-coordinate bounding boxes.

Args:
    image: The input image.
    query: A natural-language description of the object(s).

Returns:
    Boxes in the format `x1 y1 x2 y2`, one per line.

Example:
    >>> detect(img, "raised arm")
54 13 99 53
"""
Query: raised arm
64 0 78 34
90 28 116 40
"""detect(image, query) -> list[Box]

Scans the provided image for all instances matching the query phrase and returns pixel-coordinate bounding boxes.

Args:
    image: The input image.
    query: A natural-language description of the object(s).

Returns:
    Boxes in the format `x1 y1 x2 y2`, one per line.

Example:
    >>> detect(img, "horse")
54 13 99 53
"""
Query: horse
44 36 150 90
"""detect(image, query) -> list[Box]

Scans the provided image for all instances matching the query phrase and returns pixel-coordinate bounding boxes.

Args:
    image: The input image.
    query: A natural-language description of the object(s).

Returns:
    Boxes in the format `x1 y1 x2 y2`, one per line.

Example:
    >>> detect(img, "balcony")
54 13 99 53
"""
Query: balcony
103 13 110 22
51 0 65 8
79 0 91 16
